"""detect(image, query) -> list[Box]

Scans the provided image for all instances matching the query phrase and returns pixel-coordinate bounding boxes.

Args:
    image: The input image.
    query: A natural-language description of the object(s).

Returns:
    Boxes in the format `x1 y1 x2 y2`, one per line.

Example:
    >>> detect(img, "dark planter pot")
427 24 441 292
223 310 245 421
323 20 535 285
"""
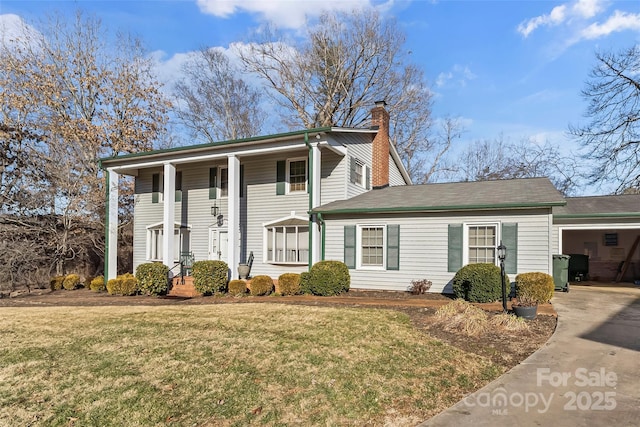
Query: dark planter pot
513 304 538 320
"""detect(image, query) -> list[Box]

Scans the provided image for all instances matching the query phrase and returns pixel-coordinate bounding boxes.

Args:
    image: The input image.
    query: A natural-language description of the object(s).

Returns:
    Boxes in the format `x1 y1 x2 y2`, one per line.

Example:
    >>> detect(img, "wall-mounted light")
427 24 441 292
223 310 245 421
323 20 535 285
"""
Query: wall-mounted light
211 203 218 216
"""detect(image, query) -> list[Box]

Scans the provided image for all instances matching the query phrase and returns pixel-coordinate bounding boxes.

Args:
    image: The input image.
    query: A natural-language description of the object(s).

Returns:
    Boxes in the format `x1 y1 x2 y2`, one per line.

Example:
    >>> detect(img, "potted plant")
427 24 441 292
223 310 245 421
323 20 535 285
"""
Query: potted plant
512 291 538 320
513 272 555 320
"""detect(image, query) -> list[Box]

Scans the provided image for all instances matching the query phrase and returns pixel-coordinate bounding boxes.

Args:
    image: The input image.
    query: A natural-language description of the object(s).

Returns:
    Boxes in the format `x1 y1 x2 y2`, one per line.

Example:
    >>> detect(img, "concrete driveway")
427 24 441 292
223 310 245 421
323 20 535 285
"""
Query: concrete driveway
421 286 640 426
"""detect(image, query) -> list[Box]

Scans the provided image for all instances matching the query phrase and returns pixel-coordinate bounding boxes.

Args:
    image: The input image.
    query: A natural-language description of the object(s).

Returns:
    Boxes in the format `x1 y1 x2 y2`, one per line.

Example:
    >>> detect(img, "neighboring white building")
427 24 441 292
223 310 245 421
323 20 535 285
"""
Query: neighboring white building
100 103 640 292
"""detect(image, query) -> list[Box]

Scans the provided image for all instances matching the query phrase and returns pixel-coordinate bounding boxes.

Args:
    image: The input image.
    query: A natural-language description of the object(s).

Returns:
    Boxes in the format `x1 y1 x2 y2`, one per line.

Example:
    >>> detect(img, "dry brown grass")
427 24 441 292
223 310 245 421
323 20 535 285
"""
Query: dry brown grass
0 304 501 426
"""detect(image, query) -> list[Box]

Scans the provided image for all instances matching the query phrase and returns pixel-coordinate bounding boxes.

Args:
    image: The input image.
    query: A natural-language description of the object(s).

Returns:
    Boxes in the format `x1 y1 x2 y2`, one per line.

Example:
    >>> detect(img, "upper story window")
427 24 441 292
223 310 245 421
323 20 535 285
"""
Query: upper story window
350 156 370 189
287 158 307 193
220 167 229 198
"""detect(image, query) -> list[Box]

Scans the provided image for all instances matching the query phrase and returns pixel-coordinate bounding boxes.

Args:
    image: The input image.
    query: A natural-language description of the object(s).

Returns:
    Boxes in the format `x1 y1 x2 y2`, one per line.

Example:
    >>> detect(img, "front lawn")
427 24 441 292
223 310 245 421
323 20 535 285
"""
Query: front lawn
0 304 501 426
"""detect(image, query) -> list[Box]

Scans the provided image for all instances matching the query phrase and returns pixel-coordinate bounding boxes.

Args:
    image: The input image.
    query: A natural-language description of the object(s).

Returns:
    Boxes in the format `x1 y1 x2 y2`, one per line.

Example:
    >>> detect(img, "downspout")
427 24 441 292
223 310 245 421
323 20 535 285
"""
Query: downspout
304 132 313 270
317 212 326 260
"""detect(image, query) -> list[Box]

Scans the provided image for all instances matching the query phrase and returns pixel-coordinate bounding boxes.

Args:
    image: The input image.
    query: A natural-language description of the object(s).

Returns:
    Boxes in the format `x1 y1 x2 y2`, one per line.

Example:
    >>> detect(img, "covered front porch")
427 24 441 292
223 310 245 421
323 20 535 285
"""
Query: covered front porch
100 129 347 283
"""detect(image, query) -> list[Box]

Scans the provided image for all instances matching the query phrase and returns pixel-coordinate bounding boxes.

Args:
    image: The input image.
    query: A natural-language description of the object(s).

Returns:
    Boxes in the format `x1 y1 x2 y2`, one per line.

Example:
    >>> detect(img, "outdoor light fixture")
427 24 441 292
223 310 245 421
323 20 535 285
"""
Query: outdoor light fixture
498 241 507 313
211 203 218 216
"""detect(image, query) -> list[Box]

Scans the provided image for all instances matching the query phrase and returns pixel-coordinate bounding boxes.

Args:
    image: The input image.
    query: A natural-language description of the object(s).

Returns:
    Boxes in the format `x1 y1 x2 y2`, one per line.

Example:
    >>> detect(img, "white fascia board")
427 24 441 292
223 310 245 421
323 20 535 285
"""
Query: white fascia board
107 143 308 174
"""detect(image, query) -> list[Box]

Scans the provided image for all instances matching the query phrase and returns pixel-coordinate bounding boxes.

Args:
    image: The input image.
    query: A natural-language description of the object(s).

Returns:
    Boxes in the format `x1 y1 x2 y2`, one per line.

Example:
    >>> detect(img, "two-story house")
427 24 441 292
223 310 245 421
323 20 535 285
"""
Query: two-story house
100 102 410 286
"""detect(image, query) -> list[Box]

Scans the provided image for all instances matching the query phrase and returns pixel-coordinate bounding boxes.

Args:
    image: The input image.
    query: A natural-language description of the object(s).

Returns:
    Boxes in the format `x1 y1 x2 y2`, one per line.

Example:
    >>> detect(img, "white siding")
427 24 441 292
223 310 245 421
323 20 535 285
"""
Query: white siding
344 134 373 199
389 154 407 186
323 209 554 293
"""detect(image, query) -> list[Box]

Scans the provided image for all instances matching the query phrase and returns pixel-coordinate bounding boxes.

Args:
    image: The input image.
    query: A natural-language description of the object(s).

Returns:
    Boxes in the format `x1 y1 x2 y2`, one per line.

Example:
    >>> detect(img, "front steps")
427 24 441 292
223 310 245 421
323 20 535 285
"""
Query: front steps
168 276 202 298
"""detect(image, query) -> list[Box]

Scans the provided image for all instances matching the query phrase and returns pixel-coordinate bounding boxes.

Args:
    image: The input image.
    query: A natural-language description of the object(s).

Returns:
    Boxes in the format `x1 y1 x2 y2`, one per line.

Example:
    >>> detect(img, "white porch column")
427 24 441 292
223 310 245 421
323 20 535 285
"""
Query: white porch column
106 169 119 282
227 155 241 279
311 143 322 264
162 163 176 267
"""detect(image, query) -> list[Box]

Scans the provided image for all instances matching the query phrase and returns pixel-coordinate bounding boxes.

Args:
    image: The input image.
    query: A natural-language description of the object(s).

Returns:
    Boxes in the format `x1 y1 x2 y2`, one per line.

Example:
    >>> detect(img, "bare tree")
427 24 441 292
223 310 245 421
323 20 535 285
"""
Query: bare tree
174 48 265 142
0 11 170 283
457 136 580 195
570 46 640 193
238 9 443 182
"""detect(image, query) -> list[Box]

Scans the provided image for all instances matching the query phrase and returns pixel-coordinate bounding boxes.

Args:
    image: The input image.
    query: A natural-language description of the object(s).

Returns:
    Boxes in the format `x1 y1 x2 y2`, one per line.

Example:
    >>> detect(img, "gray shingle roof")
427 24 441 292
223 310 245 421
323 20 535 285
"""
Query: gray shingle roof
554 194 640 216
314 177 565 213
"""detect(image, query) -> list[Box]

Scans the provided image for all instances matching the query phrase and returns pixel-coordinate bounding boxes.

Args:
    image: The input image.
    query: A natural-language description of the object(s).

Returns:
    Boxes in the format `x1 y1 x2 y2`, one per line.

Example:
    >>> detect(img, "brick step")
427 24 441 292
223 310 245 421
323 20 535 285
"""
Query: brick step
168 276 202 298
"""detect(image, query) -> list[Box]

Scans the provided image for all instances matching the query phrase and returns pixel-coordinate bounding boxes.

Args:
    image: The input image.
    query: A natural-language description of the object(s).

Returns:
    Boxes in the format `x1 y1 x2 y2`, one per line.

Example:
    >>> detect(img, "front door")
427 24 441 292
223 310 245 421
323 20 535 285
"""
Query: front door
209 228 228 263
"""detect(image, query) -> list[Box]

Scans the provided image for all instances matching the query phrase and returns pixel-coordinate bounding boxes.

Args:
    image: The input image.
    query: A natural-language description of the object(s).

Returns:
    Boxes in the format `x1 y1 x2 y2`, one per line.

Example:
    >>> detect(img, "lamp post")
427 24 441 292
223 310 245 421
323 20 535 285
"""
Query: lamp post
498 241 507 313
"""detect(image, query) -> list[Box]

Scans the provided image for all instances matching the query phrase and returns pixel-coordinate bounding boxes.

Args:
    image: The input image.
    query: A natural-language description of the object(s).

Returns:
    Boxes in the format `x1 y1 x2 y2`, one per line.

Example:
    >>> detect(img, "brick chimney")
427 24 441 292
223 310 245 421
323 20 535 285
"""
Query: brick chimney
371 100 390 189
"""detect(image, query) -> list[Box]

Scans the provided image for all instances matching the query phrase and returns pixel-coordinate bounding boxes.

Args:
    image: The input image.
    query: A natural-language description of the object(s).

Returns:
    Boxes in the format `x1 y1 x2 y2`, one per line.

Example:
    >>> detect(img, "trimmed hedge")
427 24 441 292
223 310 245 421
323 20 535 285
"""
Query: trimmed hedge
302 260 350 296
89 276 106 292
107 273 138 296
62 274 81 290
515 272 554 304
452 263 507 303
136 263 169 296
228 279 247 296
278 273 301 296
250 275 274 296
50 276 65 291
192 260 228 295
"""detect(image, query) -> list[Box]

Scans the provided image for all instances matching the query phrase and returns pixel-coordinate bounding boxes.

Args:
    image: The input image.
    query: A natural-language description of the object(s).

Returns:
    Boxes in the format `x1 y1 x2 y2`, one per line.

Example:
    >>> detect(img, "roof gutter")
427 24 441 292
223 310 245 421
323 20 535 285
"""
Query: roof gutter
554 212 640 219
312 201 566 215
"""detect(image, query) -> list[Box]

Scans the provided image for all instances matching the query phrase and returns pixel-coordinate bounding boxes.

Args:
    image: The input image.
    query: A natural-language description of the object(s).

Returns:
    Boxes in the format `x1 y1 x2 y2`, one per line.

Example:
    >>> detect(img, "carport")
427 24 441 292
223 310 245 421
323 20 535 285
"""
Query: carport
554 195 640 284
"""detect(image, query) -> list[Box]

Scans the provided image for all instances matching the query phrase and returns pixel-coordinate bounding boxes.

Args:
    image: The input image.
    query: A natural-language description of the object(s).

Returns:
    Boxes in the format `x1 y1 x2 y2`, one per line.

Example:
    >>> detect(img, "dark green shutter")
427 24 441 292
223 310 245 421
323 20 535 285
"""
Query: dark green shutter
344 225 356 269
240 164 245 198
502 223 518 274
152 173 159 204
387 224 400 270
175 171 182 202
209 167 217 199
448 224 463 272
276 160 286 195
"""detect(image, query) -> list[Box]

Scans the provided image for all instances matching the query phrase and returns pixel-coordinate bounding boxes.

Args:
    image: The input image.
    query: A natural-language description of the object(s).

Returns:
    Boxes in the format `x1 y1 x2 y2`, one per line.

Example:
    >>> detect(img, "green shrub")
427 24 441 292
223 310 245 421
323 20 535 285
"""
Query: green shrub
89 276 106 292
107 273 138 296
191 260 228 295
50 276 65 291
302 260 350 296
62 274 81 290
452 263 507 303
300 272 310 293
228 279 247 296
136 263 169 295
515 272 554 304
250 275 273 296
278 273 301 296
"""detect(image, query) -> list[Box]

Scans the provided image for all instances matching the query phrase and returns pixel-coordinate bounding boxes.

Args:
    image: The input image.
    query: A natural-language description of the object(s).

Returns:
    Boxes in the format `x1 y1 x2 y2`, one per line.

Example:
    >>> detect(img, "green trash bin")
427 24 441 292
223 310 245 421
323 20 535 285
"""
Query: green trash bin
553 254 571 292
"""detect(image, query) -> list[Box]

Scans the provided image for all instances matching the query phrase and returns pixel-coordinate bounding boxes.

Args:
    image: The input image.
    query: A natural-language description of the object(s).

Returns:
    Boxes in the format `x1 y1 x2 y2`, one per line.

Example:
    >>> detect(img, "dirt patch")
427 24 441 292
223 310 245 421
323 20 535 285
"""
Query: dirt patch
0 288 556 370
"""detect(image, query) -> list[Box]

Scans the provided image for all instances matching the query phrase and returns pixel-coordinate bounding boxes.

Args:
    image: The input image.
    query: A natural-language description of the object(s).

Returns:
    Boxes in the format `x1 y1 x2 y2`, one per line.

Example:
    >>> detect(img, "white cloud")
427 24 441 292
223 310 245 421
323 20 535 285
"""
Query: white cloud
516 0 612 37
572 0 605 19
517 4 567 37
436 64 476 88
0 14 43 48
581 10 640 39
195 0 377 29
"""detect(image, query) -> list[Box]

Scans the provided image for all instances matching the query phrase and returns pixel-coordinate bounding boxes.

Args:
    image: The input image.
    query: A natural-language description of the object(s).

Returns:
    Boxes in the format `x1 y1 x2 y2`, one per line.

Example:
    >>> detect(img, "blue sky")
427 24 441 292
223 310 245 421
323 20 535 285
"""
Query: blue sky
1 0 640 169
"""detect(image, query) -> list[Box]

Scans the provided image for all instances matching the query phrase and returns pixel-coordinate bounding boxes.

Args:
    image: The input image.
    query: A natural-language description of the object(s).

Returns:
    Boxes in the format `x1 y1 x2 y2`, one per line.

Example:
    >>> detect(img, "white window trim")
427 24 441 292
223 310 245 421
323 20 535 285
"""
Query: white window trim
145 222 191 262
356 224 387 270
263 212 309 265
353 159 367 188
463 222 500 267
286 157 307 194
